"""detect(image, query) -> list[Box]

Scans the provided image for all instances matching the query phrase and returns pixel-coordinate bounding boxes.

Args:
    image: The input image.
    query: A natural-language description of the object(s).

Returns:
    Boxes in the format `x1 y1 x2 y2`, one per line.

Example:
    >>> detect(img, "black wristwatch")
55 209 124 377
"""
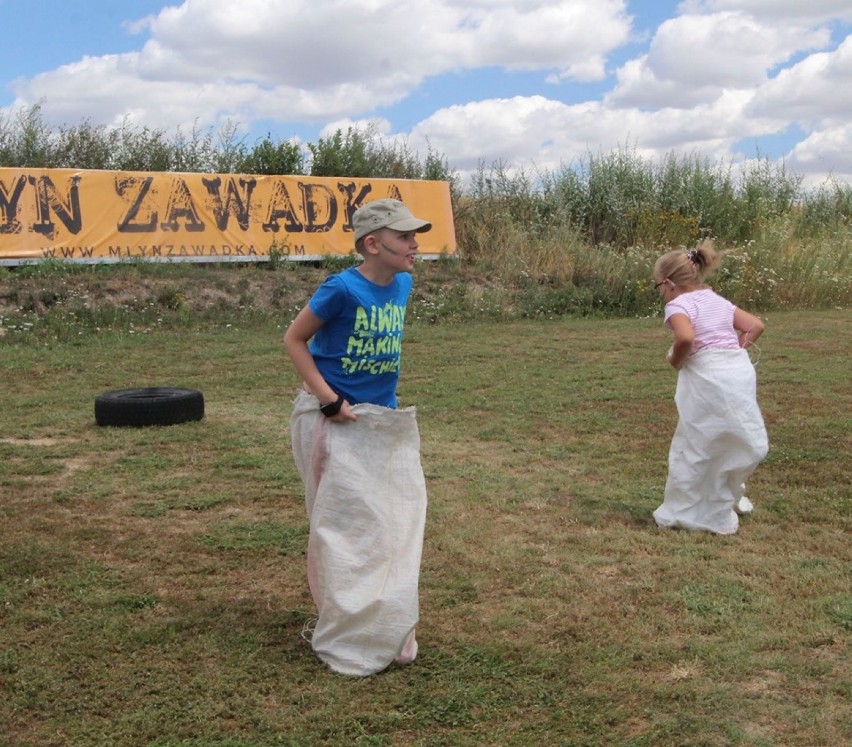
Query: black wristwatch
319 394 344 417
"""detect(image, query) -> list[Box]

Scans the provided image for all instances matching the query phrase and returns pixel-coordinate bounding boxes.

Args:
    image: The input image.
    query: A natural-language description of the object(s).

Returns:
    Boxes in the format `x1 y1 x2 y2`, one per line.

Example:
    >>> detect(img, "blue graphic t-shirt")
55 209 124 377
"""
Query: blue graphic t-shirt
308 267 413 408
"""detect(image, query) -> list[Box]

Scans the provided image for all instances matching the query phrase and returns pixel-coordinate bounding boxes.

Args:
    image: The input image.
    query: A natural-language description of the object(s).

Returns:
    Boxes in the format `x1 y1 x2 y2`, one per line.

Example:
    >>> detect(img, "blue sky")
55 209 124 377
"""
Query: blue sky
0 2 167 80
2 1 851 188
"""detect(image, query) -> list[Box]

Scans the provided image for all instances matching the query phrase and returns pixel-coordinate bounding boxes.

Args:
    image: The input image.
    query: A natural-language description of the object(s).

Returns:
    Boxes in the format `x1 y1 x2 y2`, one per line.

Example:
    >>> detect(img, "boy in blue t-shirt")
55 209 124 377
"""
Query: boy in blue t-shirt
284 198 431 416
284 199 432 676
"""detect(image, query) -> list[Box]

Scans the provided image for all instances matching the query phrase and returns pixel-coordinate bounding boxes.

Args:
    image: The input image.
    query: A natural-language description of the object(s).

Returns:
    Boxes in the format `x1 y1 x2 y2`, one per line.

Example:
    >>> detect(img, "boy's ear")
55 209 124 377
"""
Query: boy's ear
362 233 381 256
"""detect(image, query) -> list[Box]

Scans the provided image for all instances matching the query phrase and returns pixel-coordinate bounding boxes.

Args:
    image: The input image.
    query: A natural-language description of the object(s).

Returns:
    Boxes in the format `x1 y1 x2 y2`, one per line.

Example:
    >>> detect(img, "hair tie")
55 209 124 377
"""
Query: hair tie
686 249 699 264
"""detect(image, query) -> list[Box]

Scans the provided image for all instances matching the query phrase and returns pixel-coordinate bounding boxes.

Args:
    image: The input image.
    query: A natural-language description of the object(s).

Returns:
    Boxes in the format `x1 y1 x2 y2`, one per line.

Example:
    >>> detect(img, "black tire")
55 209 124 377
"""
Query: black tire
95 387 204 427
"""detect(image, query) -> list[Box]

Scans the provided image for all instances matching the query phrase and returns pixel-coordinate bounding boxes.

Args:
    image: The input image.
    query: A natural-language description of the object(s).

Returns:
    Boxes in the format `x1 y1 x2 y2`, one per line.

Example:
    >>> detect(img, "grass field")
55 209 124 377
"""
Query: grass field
1 309 849 747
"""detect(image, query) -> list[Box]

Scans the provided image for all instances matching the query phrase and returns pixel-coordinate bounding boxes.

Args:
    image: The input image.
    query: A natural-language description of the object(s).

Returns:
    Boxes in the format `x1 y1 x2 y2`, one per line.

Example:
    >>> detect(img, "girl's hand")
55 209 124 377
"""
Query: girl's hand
666 346 684 369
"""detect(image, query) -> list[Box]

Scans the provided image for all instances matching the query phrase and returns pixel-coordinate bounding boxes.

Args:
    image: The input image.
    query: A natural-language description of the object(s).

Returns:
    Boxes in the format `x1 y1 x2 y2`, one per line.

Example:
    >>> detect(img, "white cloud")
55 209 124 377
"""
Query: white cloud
401 2 851 186
406 89 765 183
608 11 830 108
786 123 852 188
5 0 632 136
747 34 852 125
461 0 630 80
683 0 852 24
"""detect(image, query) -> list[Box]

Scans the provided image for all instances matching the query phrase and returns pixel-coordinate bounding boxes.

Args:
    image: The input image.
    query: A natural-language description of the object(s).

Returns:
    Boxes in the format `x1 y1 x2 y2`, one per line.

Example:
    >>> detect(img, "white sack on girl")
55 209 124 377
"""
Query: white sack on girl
653 349 768 535
290 391 427 676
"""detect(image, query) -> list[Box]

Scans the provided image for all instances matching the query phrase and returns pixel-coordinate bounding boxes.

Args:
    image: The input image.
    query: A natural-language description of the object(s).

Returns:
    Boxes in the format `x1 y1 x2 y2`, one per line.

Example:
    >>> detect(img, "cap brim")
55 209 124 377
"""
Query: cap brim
386 218 432 234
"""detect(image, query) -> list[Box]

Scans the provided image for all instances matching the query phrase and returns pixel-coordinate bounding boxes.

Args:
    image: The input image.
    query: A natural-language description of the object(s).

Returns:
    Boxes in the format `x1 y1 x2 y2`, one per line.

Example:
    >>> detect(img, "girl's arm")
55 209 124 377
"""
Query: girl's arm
283 306 357 422
733 307 765 348
666 313 695 369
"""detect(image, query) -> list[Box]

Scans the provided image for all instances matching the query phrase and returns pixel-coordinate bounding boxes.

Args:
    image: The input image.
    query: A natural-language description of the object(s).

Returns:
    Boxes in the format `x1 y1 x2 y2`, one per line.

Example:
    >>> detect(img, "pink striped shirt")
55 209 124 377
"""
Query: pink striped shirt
664 288 739 354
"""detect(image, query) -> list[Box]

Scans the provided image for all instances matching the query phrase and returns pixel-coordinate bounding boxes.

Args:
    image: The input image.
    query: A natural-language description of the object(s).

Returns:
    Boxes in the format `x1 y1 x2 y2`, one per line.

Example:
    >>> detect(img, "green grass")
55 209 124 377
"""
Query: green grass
1 310 849 746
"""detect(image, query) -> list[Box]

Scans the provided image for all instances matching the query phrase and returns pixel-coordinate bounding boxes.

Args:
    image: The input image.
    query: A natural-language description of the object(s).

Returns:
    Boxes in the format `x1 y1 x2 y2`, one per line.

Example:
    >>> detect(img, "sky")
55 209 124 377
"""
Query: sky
1 0 851 190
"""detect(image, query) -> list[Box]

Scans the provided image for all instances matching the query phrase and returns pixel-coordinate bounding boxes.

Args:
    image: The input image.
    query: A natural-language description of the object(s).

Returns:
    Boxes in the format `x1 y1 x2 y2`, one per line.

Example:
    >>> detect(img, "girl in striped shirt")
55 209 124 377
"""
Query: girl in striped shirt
652 240 769 535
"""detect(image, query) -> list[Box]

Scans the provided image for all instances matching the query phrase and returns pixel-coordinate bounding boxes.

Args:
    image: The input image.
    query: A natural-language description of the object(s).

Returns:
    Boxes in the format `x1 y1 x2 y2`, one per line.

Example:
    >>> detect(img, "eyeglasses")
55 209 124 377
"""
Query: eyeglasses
654 279 667 289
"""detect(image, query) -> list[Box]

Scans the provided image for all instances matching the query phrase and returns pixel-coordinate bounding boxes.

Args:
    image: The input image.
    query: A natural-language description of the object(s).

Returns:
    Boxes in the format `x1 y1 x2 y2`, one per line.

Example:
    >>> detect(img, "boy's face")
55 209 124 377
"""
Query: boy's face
369 228 420 271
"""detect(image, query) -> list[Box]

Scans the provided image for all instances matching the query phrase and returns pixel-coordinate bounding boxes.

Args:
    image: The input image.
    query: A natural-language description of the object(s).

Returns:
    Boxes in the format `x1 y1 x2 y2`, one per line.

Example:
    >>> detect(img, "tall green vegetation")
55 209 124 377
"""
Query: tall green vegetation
309 123 452 181
1 104 849 314
0 104 451 181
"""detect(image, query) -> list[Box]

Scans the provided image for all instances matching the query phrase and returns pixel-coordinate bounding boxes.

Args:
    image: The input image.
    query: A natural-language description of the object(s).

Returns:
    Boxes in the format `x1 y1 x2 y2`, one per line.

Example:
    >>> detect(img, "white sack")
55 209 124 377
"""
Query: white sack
290 391 427 676
653 349 768 535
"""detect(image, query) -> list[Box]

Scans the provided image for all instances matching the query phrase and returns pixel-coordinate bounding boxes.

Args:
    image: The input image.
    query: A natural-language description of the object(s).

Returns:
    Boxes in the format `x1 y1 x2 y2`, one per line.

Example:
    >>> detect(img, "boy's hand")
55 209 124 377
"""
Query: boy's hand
329 400 358 422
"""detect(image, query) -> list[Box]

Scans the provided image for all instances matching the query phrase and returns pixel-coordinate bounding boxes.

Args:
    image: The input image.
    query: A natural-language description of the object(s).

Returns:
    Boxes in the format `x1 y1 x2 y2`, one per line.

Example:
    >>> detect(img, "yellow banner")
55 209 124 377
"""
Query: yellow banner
0 168 456 263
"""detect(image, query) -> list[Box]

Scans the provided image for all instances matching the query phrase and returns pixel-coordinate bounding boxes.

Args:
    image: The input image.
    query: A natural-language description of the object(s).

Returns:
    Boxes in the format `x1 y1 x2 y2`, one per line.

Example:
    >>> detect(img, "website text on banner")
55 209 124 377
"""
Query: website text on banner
0 168 456 264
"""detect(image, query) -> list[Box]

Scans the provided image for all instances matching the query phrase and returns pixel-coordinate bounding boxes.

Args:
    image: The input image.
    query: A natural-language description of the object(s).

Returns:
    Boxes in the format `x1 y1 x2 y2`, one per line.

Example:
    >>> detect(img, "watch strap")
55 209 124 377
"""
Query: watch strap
319 394 344 417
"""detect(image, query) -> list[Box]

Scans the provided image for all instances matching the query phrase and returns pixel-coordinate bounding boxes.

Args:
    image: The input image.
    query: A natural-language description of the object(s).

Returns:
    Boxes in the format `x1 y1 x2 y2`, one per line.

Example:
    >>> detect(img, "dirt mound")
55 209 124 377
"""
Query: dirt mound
0 260 473 321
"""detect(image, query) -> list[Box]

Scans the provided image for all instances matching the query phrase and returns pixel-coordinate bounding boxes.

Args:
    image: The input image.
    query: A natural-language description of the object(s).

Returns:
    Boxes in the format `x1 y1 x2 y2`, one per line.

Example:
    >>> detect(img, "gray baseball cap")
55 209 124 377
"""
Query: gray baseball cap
352 199 432 242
